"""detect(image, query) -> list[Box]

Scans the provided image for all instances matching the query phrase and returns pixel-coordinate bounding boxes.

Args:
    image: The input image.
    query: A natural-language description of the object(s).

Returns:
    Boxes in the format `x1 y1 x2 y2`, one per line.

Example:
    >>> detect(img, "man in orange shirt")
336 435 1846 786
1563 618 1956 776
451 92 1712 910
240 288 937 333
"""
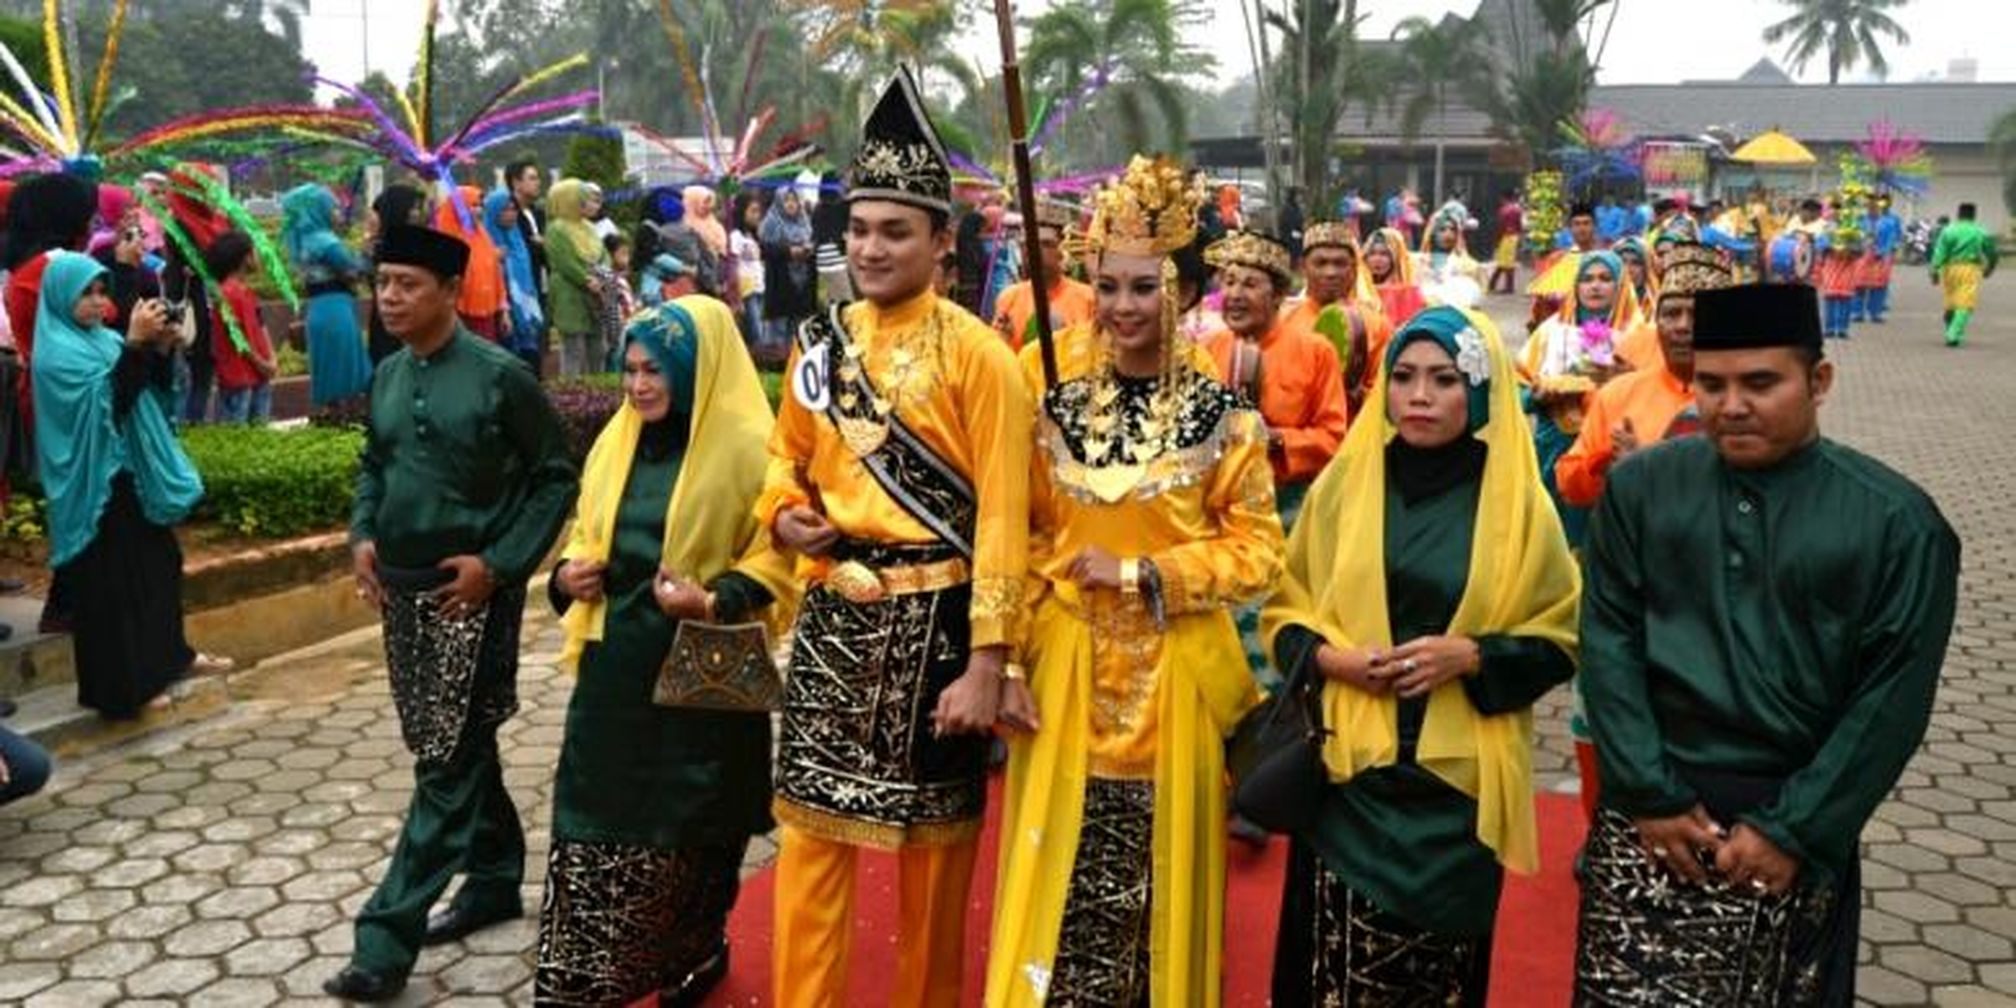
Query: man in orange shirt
1277 221 1392 423
1556 242 1732 509
991 202 1095 350
1203 230 1348 525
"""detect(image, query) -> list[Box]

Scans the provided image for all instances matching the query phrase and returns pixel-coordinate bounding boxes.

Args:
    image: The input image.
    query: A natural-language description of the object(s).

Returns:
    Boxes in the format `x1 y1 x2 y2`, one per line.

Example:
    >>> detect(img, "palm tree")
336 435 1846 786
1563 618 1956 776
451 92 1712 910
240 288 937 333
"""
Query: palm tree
1261 0 1383 213
1022 0 1214 171
1763 0 1911 84
1473 0 1615 165
1390 15 1489 205
1989 106 2016 220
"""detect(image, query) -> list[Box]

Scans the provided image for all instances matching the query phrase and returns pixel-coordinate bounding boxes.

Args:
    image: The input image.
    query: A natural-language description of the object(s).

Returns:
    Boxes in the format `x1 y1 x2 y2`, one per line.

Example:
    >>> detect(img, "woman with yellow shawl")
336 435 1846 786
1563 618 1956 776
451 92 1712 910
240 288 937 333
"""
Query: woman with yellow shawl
535 297 794 1006
1262 305 1579 1006
1364 226 1428 328
1416 206 1484 309
1517 250 1639 546
544 178 612 375
986 155 1285 1008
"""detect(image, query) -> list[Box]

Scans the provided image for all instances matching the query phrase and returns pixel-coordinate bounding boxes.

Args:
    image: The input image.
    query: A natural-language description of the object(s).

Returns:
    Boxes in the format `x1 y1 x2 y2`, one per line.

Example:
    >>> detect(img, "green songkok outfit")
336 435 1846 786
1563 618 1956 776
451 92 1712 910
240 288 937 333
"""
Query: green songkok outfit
1573 283 1961 1004
345 226 580 983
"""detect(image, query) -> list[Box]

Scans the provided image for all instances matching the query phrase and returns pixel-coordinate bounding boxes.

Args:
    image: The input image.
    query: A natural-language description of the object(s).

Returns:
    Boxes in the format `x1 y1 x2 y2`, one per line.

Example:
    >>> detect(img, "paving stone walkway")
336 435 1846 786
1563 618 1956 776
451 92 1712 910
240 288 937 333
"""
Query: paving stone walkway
0 276 2011 1006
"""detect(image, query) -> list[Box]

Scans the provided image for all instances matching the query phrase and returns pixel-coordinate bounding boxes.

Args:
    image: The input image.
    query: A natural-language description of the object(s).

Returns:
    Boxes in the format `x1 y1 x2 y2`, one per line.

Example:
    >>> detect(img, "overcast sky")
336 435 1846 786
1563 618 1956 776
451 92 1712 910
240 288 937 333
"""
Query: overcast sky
299 0 2015 94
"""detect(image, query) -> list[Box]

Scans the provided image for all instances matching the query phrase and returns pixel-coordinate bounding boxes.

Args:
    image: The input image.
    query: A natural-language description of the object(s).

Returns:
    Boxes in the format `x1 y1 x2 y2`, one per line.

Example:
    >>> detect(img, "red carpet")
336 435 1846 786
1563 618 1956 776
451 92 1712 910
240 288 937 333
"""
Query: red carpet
683 785 1585 1007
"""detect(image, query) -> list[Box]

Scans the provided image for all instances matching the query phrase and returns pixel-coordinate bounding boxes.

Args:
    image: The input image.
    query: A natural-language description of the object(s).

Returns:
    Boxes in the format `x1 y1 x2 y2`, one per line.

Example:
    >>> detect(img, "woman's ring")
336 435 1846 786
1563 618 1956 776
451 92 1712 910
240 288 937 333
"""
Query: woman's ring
1402 658 1418 673
1651 846 1669 860
1750 878 1769 893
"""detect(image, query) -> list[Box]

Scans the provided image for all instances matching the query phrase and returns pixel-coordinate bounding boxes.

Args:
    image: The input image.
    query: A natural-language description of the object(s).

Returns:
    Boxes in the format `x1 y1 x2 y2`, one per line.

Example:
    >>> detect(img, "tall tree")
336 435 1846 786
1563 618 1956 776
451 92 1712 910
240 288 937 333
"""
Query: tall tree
1763 0 1912 84
1475 0 1616 167
1262 0 1383 211
1989 105 2016 219
1022 0 1214 171
1390 15 1489 205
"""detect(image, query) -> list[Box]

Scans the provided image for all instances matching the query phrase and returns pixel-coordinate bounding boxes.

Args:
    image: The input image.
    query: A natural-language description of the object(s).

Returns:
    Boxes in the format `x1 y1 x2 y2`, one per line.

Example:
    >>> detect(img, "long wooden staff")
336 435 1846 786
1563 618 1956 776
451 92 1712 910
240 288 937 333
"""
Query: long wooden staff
992 0 1057 387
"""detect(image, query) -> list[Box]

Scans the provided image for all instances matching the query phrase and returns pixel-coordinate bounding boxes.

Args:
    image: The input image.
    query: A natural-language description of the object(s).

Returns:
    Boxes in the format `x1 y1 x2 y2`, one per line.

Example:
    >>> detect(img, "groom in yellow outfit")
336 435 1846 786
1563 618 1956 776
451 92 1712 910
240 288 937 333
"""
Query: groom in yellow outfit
757 69 1033 1008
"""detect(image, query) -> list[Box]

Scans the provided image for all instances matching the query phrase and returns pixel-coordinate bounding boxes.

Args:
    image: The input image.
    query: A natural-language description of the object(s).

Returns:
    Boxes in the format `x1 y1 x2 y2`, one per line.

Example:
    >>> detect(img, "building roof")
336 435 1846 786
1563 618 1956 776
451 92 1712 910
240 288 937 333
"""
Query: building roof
1590 82 2016 146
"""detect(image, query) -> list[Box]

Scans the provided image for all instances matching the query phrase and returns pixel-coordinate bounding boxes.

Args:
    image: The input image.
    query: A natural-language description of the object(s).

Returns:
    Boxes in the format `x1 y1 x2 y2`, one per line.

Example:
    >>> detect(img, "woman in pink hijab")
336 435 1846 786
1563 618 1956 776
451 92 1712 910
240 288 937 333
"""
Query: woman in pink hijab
87 185 137 256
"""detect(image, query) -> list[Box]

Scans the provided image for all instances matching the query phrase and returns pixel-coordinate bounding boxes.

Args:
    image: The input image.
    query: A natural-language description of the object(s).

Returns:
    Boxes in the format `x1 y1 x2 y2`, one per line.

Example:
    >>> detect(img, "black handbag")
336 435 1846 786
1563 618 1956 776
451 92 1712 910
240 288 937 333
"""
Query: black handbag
1227 657 1331 835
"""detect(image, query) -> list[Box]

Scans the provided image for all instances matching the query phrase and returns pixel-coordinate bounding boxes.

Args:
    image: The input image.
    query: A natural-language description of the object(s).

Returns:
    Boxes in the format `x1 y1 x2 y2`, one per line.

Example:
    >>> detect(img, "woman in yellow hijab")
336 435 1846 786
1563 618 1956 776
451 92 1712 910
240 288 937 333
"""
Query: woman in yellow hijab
544 178 612 375
535 296 793 1006
1262 305 1579 1006
985 156 1285 1008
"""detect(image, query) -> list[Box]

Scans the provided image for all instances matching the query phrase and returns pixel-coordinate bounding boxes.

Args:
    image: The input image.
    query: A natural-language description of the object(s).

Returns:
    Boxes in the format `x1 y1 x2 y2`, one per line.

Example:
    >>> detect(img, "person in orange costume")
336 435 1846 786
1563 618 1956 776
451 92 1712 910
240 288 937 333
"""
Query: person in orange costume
758 70 1032 1008
1279 221 1392 423
1554 241 1731 821
1202 230 1347 527
433 186 510 342
992 202 1095 351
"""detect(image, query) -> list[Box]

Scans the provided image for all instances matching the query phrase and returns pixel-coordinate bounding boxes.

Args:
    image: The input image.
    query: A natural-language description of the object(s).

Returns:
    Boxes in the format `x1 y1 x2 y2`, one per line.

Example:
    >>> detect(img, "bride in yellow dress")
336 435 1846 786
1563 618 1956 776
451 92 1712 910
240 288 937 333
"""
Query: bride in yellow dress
985 156 1286 1007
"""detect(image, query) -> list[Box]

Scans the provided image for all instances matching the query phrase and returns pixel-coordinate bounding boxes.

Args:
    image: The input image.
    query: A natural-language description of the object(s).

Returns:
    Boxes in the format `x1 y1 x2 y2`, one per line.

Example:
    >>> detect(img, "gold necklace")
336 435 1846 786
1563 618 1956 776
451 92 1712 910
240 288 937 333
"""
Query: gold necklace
835 301 946 457
1078 345 1182 503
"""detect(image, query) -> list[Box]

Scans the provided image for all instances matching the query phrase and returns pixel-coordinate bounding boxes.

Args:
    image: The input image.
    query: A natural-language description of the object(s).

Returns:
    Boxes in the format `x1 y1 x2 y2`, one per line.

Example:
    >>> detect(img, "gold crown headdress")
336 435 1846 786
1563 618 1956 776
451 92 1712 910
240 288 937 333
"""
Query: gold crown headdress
1302 221 1360 252
1068 155 1203 259
1656 243 1733 300
1204 229 1294 284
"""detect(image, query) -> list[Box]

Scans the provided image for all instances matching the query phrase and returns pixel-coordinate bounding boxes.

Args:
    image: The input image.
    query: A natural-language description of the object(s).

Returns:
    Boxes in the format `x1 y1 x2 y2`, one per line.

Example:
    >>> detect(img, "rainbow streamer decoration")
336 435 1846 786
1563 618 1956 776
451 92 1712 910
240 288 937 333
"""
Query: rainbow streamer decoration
1029 61 1117 158
1854 119 1934 197
132 183 250 354
1554 108 1643 193
0 0 133 175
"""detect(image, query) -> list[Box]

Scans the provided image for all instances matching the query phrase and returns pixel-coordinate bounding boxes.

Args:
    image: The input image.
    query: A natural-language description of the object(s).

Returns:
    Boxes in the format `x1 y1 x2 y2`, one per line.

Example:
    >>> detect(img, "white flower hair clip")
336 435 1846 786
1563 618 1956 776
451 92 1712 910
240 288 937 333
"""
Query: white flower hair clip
1454 327 1490 387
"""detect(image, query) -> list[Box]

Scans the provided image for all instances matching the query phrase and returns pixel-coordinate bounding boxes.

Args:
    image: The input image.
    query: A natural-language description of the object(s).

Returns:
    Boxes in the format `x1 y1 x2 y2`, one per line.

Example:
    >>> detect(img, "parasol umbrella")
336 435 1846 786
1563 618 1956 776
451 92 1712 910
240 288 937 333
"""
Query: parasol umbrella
1526 250 1582 297
1731 129 1816 166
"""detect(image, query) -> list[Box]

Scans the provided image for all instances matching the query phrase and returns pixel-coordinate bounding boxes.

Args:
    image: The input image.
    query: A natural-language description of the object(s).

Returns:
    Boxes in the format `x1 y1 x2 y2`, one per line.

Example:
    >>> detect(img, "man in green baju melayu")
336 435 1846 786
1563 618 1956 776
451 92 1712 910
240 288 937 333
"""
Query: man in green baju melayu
326 225 579 1002
1929 201 1998 347
1574 282 1959 1006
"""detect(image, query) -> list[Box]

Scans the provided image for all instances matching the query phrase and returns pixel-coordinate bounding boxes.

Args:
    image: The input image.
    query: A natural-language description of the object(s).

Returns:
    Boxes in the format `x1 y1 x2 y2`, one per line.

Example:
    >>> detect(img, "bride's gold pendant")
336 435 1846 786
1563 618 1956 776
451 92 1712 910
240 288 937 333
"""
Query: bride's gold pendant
1083 462 1148 504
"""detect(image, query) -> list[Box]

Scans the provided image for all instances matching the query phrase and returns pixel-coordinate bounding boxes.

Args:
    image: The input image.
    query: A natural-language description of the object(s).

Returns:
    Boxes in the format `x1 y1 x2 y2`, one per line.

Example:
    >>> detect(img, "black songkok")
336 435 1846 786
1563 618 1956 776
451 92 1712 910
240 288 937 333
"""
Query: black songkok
1692 282 1823 352
377 225 470 279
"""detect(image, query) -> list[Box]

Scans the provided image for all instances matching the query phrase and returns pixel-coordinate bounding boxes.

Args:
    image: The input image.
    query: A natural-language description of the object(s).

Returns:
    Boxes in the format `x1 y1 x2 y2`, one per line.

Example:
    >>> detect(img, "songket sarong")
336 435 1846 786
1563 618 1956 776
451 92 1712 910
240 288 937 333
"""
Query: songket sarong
378 565 523 768
773 542 986 849
1273 839 1491 1008
534 838 746 1006
1574 806 1847 1007
1048 778 1155 1008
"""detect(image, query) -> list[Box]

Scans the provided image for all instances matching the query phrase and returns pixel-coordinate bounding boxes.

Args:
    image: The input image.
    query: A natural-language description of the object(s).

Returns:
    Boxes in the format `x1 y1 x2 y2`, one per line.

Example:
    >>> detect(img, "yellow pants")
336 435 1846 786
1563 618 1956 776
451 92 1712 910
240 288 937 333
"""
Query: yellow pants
772 825 980 1008
1943 262 1983 311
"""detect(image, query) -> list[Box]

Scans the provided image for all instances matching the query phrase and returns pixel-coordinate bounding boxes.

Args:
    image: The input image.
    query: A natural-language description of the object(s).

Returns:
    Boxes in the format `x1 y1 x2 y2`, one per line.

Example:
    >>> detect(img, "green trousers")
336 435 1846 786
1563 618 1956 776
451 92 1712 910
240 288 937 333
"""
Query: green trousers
350 727 525 977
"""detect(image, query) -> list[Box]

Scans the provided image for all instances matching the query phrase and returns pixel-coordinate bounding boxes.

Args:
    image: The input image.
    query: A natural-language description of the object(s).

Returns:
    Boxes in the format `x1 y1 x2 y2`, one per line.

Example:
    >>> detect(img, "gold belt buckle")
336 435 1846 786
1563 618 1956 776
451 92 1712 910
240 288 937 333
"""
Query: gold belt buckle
827 561 888 605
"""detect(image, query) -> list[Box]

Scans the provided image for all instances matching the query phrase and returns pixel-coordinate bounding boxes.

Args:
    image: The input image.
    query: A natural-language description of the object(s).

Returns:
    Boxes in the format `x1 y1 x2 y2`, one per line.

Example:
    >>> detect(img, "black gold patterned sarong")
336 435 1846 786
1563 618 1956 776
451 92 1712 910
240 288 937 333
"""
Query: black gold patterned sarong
1573 806 1843 1007
378 566 524 769
774 543 985 849
1273 839 1491 1008
1049 778 1155 1007
533 838 746 1007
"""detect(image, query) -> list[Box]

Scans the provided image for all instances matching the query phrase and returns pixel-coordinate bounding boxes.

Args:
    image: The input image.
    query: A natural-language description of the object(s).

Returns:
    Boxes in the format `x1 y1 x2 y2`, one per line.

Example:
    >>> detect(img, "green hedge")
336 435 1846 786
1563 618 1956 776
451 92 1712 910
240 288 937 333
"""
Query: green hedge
180 424 364 538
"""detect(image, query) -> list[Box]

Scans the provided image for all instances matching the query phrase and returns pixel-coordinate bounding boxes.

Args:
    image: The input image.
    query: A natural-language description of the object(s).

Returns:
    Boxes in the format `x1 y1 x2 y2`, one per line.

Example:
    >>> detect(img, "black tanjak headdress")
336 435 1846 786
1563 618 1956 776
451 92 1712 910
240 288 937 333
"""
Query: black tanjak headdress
846 68 953 215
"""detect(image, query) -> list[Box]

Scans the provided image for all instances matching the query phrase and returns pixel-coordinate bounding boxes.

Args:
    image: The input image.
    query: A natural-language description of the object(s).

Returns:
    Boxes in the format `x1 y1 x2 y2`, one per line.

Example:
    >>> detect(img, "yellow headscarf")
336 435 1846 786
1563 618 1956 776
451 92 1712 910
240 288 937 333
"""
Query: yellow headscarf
1260 307 1580 874
545 178 606 263
1363 226 1418 287
558 295 796 671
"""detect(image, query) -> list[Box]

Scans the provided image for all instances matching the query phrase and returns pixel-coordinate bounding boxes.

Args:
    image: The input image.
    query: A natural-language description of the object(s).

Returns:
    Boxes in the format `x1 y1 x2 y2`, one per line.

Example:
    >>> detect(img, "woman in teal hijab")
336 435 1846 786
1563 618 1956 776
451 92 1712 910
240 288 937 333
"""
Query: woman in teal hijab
281 184 372 405
33 251 207 718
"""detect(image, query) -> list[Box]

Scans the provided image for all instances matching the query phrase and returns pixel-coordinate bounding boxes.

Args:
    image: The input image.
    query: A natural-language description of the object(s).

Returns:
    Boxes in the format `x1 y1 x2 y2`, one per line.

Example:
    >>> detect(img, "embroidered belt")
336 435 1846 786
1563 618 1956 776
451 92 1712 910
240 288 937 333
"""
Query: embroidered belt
823 556 970 605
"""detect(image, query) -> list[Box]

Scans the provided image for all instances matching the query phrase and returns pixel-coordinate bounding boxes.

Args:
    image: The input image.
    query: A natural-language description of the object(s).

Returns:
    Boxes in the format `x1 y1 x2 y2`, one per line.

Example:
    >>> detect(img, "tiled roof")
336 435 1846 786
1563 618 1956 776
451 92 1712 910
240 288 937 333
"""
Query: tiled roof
1590 82 2016 145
